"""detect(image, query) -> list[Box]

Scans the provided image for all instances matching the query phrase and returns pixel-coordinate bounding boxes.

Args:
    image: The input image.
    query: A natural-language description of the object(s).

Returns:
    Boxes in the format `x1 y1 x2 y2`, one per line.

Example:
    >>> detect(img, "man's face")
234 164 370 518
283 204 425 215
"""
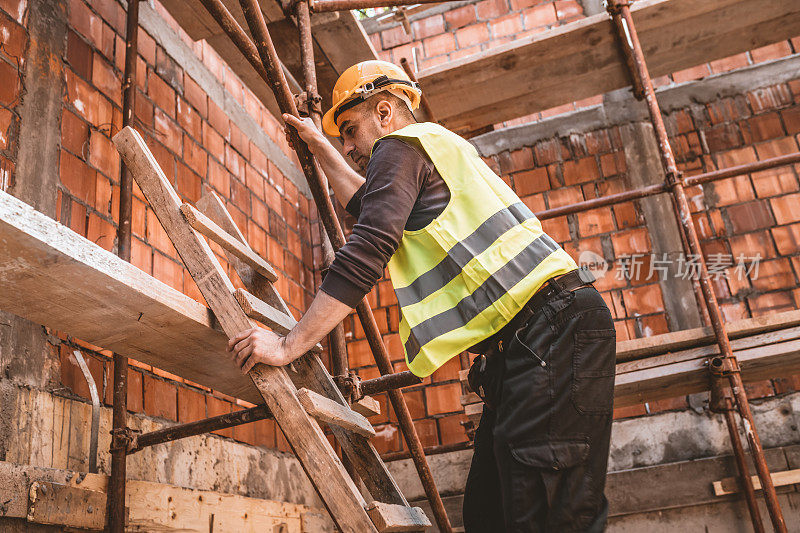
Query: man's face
336 101 387 172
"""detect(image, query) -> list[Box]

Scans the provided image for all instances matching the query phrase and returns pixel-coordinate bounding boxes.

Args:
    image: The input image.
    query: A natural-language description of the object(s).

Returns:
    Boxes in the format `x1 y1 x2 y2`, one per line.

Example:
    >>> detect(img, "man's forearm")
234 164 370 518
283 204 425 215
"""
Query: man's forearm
283 289 354 360
311 139 364 207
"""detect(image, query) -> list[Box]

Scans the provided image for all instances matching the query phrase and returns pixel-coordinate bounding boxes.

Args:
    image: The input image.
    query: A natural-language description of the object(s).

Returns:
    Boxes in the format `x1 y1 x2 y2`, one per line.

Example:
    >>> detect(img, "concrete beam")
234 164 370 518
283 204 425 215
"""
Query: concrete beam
471 53 800 157
618 121 703 332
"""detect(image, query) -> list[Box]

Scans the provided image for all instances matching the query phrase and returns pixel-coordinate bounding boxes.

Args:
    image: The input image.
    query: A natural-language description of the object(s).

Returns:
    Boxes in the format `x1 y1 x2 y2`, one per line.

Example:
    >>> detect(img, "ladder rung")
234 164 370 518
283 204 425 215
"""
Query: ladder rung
234 289 323 354
351 395 381 418
366 502 431 532
181 203 278 282
297 388 375 438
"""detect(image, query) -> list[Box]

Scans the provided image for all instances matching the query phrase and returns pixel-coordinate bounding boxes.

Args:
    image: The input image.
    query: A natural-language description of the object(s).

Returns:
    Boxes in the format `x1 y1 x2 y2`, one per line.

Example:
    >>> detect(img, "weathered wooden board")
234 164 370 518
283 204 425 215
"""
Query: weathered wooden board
0 188 261 403
713 468 800 496
297 388 376 438
0 460 318 532
418 0 800 132
365 501 431 532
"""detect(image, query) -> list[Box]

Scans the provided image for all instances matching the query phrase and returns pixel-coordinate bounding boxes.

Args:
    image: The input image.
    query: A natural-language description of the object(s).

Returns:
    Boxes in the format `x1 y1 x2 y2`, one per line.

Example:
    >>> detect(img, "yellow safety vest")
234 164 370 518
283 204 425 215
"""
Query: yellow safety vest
382 122 578 377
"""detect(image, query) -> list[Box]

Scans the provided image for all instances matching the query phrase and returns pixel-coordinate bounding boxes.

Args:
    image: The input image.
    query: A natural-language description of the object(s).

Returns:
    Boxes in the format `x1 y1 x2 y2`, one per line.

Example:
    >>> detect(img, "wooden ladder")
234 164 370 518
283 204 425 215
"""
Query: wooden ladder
114 126 430 533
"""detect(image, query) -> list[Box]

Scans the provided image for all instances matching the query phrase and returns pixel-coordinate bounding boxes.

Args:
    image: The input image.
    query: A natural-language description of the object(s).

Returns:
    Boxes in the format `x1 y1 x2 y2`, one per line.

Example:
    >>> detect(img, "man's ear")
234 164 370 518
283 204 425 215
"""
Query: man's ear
376 99 393 126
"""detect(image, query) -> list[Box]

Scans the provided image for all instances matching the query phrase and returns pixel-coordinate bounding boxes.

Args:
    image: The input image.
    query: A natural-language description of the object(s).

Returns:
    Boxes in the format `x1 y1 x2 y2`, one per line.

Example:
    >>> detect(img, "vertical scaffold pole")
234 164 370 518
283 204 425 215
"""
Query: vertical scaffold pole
606 2 786 531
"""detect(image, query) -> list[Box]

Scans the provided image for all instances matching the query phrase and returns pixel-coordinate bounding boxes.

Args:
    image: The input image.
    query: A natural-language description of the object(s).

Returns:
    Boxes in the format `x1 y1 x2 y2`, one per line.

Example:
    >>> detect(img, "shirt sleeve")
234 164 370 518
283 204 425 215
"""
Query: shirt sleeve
345 182 366 218
320 138 430 307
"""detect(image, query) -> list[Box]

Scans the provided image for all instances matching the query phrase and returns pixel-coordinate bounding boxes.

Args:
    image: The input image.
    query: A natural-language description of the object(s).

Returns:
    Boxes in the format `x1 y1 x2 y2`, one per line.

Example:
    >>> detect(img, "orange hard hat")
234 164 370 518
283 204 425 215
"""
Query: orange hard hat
322 60 422 137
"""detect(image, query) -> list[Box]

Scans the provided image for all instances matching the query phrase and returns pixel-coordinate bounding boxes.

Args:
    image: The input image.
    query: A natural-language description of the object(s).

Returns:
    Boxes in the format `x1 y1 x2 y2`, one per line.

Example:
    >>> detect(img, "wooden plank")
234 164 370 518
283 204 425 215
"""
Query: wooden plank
235 288 301 336
27 481 106 530
0 460 317 531
0 187 261 403
297 388 376 438
352 395 381 418
181 202 278 282
418 0 800 132
616 309 800 362
114 126 377 533
197 189 412 509
713 468 800 496
366 501 431 532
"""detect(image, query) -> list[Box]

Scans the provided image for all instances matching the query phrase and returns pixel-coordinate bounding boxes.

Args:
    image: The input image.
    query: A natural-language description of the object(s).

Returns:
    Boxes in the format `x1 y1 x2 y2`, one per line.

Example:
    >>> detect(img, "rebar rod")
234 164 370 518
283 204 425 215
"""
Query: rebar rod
360 370 423 397
109 1 139 530
130 405 271 453
200 1 451 529
607 1 786 530
310 0 448 13
399 57 436 123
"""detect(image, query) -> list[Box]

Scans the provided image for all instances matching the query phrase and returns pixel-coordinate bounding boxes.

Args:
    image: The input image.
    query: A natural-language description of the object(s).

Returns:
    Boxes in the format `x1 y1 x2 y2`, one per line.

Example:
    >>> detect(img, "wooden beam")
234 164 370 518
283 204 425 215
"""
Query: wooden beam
0 187 261 403
713 468 800 496
352 395 381 418
297 388 376 438
0 460 321 530
181 202 278 282
114 126 377 533
27 481 106 530
418 0 800 132
365 501 431 532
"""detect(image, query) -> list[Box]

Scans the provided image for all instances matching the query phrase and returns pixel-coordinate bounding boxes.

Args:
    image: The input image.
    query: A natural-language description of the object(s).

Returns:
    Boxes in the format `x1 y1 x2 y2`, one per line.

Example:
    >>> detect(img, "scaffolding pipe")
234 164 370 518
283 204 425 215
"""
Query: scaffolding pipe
360 370 423 397
607 1 786 530
310 0 448 13
399 57 436 123
130 405 272 453
196 1 451 529
535 151 800 221
109 0 139 530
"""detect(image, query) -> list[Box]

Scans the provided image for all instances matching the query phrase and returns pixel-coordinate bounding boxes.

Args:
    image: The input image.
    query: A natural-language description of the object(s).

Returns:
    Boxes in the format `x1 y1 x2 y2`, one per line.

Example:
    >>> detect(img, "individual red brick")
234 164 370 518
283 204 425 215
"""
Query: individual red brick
748 291 796 317
780 106 800 135
137 26 156 64
252 418 276 448
438 414 468 445
771 222 800 255
411 14 444 40
233 418 257 445
86 212 114 250
60 150 96 205
489 13 522 38
66 30 92 80
423 32 456 58
454 23 489 50
715 146 757 168
610 227 650 257
726 200 775 233
750 41 793 64
742 112 785 144
154 109 182 155
729 231 776 259
476 0 509 20
206 396 233 437
445 5 477 29
148 71 176 117
534 138 568 165
143 374 177 421
432 356 462 383
577 207 615 237
672 65 710 84
562 156 599 185
69 0 103 47
705 175 754 207
613 404 646 419
621 283 665 315
373 423 402 454
750 258 796 292
769 192 800 225
513 167 549 196
88 130 119 179
748 85 793 114
425 382 462 415
755 136 798 160
709 53 749 75
704 124 742 152
152 252 183 291
92 54 121 105
547 186 583 208
414 418 439 447
176 163 201 203
177 386 206 423
402 389 426 419
61 109 89 156
0 59 18 106
380 25 412 49
347 339 373 368
522 3 557 29
554 0 582 20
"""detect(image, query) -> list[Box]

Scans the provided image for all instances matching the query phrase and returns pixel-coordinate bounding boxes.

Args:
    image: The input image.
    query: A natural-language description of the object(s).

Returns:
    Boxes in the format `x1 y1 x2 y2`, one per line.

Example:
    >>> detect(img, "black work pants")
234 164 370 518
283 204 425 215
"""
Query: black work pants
463 285 616 532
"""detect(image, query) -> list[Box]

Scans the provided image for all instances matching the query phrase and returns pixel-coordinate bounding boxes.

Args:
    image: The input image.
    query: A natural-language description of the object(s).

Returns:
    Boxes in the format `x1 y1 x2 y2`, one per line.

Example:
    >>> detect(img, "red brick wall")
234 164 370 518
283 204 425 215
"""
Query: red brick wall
0 0 317 453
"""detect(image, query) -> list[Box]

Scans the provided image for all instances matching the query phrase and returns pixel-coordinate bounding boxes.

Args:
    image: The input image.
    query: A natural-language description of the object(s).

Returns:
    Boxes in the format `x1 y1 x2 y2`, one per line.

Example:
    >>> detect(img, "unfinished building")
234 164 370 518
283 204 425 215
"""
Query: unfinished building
0 0 799 530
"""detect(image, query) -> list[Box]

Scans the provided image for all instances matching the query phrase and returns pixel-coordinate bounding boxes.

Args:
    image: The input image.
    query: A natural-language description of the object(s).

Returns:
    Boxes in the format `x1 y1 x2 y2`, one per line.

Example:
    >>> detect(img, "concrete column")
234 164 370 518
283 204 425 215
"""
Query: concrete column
618 120 703 331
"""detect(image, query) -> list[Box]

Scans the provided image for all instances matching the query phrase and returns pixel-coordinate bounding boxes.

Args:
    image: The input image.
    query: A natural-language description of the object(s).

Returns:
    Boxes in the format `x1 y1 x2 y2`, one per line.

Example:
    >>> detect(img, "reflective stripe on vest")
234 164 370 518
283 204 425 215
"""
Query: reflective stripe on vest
382 122 577 377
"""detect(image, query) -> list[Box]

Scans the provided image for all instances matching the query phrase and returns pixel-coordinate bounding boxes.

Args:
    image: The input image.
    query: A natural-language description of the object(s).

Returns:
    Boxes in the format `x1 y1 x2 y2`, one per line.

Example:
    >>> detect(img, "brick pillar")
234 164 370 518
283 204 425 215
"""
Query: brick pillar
618 120 704 331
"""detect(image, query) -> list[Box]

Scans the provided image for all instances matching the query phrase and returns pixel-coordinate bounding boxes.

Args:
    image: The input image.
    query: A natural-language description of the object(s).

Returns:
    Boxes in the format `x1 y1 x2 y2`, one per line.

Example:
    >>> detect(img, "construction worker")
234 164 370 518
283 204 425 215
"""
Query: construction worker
228 60 616 532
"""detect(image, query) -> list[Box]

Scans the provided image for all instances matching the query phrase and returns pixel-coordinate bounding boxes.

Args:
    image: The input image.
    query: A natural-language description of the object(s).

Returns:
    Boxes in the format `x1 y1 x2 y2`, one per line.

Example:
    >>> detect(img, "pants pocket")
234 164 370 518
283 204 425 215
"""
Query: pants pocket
571 328 616 415
508 440 596 532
